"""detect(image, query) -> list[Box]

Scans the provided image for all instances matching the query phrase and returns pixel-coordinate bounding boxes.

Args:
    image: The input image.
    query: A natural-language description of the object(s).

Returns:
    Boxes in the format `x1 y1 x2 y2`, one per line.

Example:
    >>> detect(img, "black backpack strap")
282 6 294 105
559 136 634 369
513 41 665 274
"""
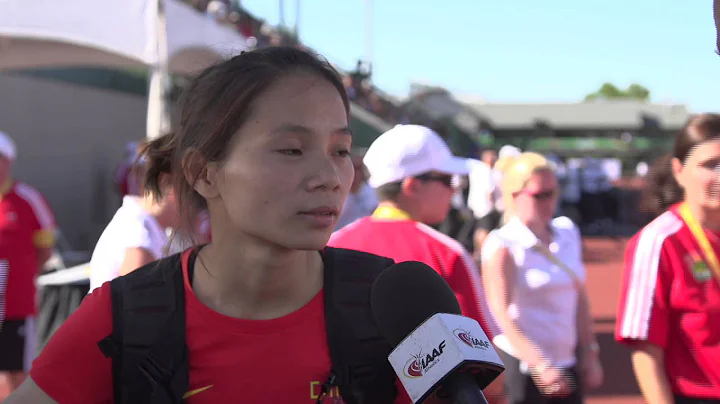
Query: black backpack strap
97 253 189 404
320 247 398 404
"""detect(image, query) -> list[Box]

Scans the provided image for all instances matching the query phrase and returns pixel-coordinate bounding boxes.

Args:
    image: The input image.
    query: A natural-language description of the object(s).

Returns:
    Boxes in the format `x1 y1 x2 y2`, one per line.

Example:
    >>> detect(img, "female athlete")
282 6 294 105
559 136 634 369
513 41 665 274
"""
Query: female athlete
616 114 720 404
6 46 412 404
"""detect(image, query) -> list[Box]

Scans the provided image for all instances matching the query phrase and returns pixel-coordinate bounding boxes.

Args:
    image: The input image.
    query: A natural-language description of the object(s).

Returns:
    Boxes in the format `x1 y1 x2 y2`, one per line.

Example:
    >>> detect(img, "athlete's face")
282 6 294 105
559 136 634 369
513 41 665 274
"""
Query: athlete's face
673 140 720 211
208 72 353 250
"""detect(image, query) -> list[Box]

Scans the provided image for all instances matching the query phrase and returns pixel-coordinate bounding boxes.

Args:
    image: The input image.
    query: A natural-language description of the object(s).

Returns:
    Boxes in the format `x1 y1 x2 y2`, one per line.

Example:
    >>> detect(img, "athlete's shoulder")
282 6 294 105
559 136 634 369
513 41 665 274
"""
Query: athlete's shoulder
551 215 579 232
328 216 373 244
325 246 394 262
414 222 470 258
9 182 54 216
630 210 684 249
112 252 184 285
29 281 114 403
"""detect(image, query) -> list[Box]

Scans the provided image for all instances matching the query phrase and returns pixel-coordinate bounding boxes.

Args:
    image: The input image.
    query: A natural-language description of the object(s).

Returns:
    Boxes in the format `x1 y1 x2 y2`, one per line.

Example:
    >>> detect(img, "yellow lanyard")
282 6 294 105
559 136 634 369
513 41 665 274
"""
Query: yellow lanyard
678 202 720 283
372 206 411 220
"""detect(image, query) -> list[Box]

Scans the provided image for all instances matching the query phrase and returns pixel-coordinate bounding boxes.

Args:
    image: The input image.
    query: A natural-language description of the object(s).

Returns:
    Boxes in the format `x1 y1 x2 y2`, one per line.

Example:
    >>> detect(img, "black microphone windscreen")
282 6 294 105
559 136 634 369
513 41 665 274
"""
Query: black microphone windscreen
370 261 462 348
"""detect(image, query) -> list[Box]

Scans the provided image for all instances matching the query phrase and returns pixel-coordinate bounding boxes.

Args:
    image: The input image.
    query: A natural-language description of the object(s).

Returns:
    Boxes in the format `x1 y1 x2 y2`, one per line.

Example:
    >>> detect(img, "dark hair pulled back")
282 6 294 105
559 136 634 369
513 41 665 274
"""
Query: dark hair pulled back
639 113 720 217
139 46 350 232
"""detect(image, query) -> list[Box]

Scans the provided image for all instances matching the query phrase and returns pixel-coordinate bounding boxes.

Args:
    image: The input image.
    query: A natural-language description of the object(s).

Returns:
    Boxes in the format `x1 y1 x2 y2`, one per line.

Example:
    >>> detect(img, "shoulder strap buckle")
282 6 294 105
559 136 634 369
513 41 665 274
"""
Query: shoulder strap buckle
315 371 338 404
97 335 120 358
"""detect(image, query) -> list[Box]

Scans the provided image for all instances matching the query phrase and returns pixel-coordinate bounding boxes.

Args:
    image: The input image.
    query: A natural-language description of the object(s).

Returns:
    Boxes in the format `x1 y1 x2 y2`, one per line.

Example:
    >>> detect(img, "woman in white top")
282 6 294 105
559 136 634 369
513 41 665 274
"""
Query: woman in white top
89 142 180 292
481 152 603 404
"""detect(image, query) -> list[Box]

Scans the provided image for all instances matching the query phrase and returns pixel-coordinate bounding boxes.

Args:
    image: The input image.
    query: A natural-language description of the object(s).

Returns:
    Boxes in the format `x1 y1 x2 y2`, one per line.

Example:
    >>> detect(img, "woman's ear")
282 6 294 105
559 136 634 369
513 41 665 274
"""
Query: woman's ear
183 150 220 199
671 157 686 191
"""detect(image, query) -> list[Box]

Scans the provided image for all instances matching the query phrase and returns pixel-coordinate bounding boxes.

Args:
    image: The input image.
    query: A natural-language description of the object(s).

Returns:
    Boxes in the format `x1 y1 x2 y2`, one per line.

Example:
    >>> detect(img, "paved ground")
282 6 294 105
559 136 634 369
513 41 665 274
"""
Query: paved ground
584 237 645 404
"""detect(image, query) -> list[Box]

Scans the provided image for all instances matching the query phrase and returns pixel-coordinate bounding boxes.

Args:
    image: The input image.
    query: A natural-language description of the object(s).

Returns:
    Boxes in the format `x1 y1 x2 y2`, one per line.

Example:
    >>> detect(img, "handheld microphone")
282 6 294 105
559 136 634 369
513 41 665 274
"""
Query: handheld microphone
371 261 504 404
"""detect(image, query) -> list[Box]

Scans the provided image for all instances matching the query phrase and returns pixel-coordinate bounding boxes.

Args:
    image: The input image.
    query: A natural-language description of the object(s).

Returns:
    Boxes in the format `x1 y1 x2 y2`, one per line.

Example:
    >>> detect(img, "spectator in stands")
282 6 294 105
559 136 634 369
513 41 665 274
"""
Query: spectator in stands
616 114 720 403
545 153 566 216
559 158 583 225
0 131 56 399
471 145 520 258
342 75 357 100
579 158 610 233
335 149 378 230
482 152 603 404
439 175 475 252
88 138 181 293
269 32 284 46
468 148 500 257
350 60 371 88
328 124 505 403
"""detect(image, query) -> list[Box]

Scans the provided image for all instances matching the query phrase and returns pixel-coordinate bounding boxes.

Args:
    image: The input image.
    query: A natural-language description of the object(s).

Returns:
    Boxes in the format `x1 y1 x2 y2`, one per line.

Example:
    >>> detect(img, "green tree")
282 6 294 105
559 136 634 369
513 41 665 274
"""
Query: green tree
584 82 650 101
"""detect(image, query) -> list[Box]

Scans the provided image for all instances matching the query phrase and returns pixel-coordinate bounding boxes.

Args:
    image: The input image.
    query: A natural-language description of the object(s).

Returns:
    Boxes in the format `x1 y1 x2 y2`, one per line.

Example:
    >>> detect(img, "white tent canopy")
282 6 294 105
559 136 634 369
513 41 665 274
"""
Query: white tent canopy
0 0 248 75
0 0 248 138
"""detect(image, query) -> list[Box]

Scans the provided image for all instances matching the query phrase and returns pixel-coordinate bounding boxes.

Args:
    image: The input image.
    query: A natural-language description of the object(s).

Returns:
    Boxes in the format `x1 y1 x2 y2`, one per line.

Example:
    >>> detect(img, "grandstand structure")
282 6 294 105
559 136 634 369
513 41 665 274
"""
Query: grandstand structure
407 84 690 164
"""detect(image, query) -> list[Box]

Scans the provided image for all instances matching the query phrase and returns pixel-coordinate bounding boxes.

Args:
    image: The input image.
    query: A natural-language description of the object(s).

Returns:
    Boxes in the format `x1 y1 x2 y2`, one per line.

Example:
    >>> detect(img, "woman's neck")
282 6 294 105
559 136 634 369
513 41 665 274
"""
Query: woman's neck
686 201 720 231
192 232 323 320
519 217 552 245
376 200 419 221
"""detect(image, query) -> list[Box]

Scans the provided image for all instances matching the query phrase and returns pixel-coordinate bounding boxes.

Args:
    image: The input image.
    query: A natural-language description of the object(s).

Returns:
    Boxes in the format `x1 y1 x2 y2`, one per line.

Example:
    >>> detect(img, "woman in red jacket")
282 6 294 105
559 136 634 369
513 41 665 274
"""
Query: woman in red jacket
616 114 720 404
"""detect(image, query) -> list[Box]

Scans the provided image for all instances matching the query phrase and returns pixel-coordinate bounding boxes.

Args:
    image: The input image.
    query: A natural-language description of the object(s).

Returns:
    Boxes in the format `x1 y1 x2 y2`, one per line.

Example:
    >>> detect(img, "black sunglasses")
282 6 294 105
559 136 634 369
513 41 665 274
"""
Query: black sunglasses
415 173 454 188
523 189 557 201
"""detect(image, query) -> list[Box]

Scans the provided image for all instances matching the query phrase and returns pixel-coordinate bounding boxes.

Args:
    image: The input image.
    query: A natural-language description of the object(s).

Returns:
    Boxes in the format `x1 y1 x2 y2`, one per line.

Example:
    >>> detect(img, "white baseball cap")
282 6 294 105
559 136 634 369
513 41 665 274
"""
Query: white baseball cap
0 131 16 161
363 124 469 188
498 145 521 159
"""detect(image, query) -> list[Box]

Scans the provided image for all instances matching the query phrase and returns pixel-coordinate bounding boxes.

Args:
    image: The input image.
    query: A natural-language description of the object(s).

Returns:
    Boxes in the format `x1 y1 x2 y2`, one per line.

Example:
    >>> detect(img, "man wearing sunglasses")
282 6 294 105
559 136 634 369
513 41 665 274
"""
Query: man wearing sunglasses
328 124 504 402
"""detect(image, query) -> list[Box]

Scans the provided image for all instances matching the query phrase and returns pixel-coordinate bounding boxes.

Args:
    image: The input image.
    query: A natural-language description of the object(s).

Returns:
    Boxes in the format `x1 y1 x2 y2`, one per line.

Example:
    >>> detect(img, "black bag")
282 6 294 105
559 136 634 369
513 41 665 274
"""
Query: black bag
97 247 398 404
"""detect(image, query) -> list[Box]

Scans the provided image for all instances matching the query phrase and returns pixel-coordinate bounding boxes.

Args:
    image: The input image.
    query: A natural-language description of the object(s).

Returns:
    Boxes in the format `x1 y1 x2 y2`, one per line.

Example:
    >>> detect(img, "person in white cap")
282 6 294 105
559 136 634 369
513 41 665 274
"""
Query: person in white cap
0 131 56 399
328 124 505 403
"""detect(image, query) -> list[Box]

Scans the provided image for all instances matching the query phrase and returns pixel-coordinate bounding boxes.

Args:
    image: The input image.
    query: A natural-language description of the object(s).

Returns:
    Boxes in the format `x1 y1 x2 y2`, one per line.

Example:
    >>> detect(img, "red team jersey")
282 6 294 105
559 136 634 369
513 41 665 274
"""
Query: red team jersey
616 204 720 399
30 249 412 403
0 181 55 320
328 210 498 339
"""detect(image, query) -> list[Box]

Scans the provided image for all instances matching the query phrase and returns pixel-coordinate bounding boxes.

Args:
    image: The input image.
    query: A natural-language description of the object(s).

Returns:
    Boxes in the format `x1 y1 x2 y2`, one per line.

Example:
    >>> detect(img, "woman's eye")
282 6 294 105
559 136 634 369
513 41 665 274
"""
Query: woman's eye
336 149 351 157
278 149 302 156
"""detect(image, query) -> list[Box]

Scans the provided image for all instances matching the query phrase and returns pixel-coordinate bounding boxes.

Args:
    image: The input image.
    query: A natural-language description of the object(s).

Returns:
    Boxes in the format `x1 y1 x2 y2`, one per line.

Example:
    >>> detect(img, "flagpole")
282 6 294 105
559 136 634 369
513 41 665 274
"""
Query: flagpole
364 0 373 68
295 0 301 39
279 0 285 28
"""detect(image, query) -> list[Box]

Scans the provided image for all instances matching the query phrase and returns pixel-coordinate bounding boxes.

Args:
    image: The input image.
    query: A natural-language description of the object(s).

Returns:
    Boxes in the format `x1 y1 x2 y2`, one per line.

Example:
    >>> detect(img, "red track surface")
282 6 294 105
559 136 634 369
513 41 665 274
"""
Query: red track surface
584 237 645 404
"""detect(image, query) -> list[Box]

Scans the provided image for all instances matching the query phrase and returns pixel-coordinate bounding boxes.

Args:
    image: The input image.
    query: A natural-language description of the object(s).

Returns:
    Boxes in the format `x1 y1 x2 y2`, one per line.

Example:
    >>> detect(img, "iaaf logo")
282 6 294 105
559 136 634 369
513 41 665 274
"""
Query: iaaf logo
453 328 490 350
403 340 447 378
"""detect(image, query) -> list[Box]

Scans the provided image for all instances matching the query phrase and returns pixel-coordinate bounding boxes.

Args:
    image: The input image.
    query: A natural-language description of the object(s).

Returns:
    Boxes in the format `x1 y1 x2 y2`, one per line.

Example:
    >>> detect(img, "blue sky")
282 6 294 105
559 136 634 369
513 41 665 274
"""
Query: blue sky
241 0 718 112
